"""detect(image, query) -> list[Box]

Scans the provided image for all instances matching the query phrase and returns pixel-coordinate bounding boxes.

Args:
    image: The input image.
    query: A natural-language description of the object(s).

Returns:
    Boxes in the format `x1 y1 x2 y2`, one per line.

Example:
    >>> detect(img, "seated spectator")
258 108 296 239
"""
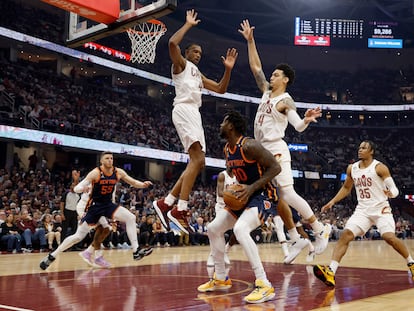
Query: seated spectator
43 213 61 251
191 217 209 245
16 208 47 251
152 217 169 247
170 221 189 246
139 215 155 247
261 216 274 243
1 213 22 253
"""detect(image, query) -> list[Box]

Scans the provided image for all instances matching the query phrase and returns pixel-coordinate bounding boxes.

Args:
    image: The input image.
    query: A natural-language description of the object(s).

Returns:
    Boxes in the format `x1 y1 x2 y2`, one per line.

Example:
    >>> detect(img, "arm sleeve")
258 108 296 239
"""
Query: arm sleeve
384 177 399 198
73 179 90 193
287 110 309 132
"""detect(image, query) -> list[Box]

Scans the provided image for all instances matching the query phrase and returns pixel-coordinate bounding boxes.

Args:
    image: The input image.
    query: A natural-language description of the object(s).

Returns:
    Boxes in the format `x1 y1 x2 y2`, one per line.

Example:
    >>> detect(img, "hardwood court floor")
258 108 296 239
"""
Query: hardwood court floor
0 240 413 311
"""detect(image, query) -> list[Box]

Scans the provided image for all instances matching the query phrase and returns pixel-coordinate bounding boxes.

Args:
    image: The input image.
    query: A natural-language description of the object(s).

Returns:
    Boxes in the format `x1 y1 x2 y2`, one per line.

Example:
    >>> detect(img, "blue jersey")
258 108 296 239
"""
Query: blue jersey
224 136 278 202
90 166 119 203
82 166 120 224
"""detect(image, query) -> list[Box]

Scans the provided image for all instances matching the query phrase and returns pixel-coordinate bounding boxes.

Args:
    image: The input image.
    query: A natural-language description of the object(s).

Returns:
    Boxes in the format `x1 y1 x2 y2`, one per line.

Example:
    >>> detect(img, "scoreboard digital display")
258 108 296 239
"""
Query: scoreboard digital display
294 16 403 49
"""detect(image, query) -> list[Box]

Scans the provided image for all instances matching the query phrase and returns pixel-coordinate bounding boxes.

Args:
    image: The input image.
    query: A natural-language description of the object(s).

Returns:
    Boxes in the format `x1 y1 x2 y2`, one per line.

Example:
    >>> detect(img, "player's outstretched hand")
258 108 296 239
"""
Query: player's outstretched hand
321 201 334 213
238 19 255 41
304 107 322 123
186 9 200 27
221 48 238 69
142 181 153 188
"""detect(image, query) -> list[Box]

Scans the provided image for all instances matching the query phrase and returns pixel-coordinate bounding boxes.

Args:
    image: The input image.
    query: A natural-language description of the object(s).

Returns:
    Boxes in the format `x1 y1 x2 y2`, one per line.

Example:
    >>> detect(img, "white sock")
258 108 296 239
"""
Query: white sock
288 228 301 242
329 260 339 274
177 200 188 211
164 194 176 206
310 220 324 234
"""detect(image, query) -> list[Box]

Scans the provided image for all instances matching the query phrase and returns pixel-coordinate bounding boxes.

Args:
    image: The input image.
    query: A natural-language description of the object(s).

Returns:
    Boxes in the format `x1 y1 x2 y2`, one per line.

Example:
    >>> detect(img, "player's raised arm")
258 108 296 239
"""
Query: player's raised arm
169 9 200 73
239 19 269 93
202 47 238 94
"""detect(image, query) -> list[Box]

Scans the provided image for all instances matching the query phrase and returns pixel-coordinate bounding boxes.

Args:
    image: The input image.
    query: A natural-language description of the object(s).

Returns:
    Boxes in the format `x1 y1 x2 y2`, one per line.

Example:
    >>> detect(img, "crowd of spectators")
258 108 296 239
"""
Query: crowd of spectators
1 0 414 106
1 155 413 254
1 0 414 255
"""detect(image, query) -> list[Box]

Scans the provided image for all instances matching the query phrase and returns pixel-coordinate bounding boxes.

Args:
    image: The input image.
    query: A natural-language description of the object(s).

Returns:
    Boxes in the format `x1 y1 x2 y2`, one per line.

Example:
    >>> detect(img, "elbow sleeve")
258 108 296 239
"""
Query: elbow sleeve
287 110 308 132
384 177 399 198
74 179 90 193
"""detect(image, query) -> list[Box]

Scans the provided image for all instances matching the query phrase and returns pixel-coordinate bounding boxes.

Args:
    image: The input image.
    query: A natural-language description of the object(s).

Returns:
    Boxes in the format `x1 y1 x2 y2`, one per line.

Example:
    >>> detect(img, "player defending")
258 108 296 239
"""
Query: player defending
153 9 238 234
313 141 414 286
239 20 331 256
198 110 280 304
204 167 238 280
40 152 153 270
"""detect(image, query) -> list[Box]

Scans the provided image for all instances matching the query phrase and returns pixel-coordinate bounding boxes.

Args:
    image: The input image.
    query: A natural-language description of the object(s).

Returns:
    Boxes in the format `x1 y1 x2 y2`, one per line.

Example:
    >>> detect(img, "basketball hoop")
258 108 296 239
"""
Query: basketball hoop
127 19 167 64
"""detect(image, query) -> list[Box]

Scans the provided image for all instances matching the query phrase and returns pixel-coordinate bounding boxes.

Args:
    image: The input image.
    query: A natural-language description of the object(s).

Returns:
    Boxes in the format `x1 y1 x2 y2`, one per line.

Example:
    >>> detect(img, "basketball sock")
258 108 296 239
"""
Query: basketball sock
406 255 414 263
288 228 301 242
329 260 339 274
308 240 315 252
164 194 176 206
87 245 94 253
310 219 324 234
206 253 214 279
177 199 188 211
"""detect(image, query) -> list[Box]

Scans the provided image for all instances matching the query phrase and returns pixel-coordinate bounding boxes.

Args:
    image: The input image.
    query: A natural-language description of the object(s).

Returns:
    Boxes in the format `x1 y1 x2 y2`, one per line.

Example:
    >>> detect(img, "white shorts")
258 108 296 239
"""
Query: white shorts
172 104 206 153
265 140 293 187
344 206 395 237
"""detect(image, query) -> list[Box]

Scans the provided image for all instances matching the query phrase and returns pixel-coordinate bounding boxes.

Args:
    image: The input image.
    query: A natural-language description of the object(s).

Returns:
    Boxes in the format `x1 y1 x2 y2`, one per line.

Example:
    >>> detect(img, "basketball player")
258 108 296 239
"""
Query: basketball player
72 172 113 269
239 20 331 256
40 152 153 270
204 167 238 281
198 110 280 304
313 141 414 286
153 9 238 234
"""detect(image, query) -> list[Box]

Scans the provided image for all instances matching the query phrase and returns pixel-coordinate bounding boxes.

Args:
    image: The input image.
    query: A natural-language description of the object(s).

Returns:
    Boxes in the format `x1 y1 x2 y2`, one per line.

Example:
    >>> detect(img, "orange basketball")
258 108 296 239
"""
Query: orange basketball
223 184 247 211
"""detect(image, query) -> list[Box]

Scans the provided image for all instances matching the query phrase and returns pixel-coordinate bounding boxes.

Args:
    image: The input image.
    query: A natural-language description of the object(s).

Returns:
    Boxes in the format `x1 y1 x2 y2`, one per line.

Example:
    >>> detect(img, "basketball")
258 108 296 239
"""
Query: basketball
223 184 247 211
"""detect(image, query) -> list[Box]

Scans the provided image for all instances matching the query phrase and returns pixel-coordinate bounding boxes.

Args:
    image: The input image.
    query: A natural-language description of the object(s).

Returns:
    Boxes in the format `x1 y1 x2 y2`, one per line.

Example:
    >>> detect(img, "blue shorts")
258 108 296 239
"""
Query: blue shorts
82 201 118 225
229 193 277 221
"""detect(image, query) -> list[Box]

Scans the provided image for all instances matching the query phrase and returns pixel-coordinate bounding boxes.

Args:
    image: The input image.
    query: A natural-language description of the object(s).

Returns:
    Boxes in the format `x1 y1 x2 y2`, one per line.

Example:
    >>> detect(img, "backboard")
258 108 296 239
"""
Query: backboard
65 0 177 47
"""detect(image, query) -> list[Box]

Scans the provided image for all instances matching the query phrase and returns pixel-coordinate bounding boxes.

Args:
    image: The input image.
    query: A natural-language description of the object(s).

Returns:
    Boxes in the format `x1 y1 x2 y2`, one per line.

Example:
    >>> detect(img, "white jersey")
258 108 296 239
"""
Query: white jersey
215 170 238 211
254 91 292 153
351 159 390 213
172 60 203 107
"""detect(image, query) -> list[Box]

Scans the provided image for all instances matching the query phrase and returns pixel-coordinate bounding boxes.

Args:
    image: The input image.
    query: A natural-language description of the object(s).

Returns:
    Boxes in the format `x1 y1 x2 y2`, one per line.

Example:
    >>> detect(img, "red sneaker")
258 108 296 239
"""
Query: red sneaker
153 198 172 230
167 206 190 235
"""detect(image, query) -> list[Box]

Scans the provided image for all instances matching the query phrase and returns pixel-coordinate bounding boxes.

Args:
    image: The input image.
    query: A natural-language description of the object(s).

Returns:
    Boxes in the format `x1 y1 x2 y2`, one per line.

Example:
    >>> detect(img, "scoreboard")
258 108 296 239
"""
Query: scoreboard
294 16 403 49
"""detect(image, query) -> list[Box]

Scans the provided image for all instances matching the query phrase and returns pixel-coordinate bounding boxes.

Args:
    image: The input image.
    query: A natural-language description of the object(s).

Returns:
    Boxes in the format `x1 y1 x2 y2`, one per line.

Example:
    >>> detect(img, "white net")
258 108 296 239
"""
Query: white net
127 20 167 64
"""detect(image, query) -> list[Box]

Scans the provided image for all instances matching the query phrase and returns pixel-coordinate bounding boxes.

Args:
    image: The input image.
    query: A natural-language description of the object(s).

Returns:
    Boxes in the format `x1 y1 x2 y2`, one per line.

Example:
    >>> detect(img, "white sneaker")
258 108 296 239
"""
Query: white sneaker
283 238 308 264
306 250 316 262
314 224 332 255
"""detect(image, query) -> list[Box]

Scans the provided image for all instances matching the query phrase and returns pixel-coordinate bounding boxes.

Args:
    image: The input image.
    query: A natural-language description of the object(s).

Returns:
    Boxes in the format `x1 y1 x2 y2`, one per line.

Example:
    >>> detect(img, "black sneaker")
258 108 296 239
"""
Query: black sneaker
133 247 153 261
40 254 55 270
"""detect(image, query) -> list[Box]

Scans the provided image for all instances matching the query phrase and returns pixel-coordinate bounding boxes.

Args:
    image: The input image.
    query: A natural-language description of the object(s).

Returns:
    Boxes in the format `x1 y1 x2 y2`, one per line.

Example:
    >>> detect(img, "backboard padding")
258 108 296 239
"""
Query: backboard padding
66 0 177 47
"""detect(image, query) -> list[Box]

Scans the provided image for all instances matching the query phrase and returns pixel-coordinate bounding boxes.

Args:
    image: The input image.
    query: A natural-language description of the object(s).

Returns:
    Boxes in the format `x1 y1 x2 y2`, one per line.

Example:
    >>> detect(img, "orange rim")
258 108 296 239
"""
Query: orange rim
127 19 167 35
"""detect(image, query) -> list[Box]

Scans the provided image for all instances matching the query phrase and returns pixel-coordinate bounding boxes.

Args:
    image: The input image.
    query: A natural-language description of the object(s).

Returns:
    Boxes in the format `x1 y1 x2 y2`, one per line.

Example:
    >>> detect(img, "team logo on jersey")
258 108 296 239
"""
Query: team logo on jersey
263 200 272 210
